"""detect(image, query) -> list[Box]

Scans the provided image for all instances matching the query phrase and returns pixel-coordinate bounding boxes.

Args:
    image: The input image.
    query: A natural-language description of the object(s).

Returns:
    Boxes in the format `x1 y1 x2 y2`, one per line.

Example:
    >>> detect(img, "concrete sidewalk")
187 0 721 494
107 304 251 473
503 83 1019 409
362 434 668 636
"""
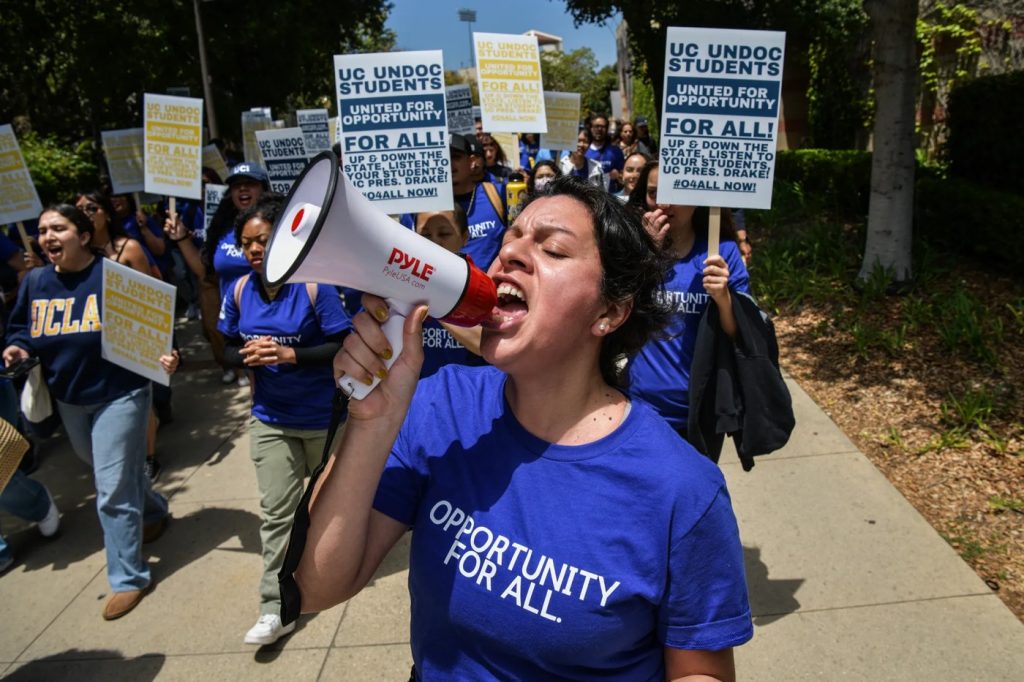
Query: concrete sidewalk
1 319 1023 681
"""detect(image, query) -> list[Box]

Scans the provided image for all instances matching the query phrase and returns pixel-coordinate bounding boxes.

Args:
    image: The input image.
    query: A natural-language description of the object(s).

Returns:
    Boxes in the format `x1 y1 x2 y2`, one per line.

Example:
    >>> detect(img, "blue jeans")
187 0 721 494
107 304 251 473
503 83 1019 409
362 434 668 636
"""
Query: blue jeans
56 385 168 592
0 469 51 562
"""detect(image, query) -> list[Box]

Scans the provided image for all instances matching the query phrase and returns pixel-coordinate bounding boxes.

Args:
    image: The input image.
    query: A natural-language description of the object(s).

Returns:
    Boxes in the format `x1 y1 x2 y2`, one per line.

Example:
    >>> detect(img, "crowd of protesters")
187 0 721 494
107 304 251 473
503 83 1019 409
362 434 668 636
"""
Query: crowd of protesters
0 110 781 680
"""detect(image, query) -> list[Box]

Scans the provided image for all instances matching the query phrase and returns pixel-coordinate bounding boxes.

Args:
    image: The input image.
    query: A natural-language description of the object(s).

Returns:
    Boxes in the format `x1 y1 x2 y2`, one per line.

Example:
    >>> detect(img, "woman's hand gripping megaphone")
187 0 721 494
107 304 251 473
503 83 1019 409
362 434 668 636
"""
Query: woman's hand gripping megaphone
334 294 428 420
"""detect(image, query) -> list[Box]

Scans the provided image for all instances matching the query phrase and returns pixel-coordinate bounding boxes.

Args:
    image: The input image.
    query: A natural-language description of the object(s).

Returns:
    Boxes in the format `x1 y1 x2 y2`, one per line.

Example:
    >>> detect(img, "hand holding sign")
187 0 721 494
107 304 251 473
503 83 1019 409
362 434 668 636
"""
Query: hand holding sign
659 27 785 257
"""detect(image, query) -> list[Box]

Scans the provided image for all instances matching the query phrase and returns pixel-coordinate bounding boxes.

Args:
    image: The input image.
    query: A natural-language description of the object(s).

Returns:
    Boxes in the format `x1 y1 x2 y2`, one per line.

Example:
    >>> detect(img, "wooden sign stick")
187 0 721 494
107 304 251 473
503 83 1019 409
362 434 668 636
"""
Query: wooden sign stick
15 221 32 253
708 206 721 259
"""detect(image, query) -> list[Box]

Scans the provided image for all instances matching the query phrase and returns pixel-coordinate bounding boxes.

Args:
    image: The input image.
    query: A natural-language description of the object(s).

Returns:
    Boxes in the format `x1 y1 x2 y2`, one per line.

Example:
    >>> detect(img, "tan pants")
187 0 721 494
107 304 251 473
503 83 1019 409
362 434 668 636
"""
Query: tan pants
249 417 332 615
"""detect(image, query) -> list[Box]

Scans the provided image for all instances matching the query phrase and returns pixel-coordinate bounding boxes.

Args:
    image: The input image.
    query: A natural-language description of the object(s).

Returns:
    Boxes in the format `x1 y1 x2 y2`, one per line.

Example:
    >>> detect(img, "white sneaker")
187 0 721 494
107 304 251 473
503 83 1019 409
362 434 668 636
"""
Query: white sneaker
38 487 59 537
237 374 250 388
244 614 295 645
220 369 237 384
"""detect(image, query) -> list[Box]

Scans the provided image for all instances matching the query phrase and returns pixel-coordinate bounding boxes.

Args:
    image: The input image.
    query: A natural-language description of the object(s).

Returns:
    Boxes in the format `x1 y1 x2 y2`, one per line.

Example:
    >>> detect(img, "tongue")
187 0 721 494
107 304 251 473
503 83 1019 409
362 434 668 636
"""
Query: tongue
493 300 528 323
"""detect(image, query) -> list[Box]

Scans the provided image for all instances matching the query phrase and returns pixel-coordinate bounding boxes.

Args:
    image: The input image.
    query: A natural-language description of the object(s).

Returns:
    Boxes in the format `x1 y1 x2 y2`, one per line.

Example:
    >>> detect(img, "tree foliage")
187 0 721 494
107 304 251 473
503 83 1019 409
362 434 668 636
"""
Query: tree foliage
0 0 394 148
562 0 858 105
539 47 618 118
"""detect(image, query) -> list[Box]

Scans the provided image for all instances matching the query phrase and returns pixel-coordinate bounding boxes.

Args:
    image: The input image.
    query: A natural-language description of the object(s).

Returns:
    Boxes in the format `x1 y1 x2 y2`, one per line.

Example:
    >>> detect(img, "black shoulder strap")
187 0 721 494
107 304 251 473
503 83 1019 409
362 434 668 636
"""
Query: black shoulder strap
278 388 349 625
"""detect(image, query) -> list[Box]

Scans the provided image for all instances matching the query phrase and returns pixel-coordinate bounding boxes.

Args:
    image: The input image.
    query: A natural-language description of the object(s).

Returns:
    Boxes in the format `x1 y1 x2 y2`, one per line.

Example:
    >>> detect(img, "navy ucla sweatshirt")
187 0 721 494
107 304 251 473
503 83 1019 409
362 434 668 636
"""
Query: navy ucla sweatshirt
5 258 148 405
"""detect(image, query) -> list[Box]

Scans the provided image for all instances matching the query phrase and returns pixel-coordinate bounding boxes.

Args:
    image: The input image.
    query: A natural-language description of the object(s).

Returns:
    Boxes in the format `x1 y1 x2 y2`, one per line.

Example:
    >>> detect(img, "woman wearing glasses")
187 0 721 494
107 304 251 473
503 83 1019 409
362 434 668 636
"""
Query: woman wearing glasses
71 191 151 276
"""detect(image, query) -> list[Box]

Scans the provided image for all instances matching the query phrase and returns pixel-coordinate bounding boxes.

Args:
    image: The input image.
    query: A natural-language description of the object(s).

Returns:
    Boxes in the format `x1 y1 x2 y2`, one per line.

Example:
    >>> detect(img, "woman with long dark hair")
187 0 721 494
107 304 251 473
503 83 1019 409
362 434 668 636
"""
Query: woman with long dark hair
626 161 750 437
3 204 178 620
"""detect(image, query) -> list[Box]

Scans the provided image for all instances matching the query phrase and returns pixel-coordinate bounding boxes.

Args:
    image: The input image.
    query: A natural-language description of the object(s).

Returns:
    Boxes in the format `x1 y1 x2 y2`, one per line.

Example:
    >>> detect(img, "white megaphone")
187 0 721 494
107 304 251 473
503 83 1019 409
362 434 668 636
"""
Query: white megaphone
263 151 497 399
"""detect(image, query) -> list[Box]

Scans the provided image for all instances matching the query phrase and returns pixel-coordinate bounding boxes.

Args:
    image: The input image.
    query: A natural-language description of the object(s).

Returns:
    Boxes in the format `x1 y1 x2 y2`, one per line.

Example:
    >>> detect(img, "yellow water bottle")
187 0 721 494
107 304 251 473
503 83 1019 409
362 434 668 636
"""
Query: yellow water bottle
506 177 527 222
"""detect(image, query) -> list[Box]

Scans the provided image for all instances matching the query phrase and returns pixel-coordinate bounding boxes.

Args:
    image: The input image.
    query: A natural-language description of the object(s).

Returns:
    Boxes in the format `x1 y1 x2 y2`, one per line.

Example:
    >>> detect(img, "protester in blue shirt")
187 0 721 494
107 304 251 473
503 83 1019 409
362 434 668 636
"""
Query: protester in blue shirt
450 134 507 270
169 162 271 386
412 208 481 378
70 191 150 276
519 133 540 170
217 196 351 646
626 161 750 436
294 177 752 680
3 204 178 620
110 194 169 279
586 115 626 193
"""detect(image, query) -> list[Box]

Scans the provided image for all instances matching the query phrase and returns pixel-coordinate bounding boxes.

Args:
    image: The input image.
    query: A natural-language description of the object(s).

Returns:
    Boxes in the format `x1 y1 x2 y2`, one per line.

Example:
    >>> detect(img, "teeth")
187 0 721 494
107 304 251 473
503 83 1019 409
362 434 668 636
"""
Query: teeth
496 283 525 302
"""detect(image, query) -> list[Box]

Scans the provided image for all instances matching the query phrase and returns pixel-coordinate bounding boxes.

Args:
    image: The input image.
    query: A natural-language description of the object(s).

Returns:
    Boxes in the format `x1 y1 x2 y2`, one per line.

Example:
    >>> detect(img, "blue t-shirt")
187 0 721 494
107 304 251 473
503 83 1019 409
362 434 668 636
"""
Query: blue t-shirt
519 140 540 170
419 319 476 379
5 259 149 405
218 279 351 429
212 231 251 302
120 213 169 274
0 232 20 262
457 183 506 270
628 239 750 432
373 365 752 680
586 142 625 193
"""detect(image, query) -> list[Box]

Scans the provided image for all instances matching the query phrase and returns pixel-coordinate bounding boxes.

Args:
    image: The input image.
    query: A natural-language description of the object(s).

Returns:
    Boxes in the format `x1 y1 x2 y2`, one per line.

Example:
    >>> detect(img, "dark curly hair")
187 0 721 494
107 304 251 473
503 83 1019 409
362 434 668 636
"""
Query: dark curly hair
524 176 673 388
74 189 129 241
526 159 562 195
233 194 285 245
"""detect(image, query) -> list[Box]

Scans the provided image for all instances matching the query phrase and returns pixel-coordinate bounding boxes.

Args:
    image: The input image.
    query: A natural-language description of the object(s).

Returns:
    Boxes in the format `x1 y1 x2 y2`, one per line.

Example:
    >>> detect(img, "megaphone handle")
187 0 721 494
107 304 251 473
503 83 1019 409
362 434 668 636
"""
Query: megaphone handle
338 299 414 400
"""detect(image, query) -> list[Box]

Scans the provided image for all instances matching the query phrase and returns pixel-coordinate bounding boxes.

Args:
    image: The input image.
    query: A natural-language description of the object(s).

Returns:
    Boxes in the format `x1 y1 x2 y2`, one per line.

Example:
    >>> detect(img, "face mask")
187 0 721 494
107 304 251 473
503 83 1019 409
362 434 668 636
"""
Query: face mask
534 177 553 192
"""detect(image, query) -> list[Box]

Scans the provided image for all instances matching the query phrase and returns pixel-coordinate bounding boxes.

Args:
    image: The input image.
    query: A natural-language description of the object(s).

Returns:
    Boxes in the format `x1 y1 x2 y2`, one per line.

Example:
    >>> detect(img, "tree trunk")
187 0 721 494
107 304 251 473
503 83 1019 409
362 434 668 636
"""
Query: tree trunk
861 0 918 283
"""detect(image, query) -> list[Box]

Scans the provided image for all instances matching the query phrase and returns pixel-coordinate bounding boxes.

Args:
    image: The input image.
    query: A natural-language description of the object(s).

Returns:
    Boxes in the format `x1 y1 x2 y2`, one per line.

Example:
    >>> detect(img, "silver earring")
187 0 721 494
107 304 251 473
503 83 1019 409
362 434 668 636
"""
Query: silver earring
598 322 608 333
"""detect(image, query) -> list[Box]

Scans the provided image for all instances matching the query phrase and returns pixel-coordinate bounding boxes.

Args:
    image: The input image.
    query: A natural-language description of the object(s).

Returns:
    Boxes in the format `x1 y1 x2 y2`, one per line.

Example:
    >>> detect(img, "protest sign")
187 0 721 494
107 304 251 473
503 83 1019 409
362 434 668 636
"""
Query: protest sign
101 128 146 194
202 144 230 181
297 109 332 157
474 33 546 133
657 27 785 210
101 259 176 386
241 110 272 164
445 84 475 135
334 50 452 213
610 91 623 122
490 132 520 170
144 94 203 200
202 183 226 240
255 127 307 193
0 124 43 231
539 91 581 151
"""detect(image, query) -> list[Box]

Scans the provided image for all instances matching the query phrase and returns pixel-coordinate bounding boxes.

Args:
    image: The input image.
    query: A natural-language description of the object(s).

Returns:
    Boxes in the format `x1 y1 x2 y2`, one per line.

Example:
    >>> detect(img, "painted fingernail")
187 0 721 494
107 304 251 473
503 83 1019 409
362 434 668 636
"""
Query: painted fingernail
374 307 388 322
362 376 374 386
380 348 393 360
376 368 388 380
419 308 429 322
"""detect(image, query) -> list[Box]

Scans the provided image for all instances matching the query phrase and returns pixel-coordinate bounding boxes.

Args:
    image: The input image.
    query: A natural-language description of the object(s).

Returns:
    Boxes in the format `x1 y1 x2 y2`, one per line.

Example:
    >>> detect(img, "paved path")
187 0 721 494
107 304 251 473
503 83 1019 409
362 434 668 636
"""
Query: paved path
2 320 1023 680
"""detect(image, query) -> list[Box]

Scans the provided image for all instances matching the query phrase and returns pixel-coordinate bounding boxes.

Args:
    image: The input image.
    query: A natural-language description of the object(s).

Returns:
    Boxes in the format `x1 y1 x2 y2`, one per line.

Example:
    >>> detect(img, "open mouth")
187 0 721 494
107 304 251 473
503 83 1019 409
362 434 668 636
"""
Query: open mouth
236 192 254 206
486 281 528 327
44 245 63 261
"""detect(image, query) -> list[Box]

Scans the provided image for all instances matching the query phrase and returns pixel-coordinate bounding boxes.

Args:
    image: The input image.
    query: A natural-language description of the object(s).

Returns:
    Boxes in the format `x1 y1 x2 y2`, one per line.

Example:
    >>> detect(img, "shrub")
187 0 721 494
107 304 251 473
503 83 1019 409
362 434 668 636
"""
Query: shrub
773 149 872 217
19 132 98 206
915 176 1024 271
946 71 1024 192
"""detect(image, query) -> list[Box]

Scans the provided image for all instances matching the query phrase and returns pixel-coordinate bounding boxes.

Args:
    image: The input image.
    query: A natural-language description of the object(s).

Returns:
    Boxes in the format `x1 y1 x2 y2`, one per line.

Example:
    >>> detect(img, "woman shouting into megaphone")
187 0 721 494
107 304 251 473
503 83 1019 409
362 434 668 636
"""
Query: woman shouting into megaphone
294 178 752 681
